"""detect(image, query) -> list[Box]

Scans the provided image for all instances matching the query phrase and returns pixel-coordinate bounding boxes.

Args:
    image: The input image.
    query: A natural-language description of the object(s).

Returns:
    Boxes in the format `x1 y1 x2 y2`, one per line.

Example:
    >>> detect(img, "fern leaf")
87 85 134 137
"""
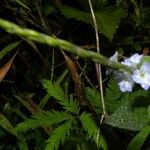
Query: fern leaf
80 113 99 139
42 80 66 102
44 120 73 150
15 111 72 132
79 113 108 149
63 94 80 113
61 6 126 39
105 77 123 113
85 87 102 113
42 80 80 113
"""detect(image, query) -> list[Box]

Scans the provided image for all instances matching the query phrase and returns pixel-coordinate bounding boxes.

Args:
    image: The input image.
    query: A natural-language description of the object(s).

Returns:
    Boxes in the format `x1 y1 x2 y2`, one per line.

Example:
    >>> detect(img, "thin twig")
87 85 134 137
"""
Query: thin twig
77 62 95 88
88 0 106 123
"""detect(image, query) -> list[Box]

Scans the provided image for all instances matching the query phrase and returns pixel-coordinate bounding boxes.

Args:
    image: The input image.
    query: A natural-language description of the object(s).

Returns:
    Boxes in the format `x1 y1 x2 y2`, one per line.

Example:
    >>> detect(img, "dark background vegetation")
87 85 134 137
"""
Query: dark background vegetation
0 0 150 150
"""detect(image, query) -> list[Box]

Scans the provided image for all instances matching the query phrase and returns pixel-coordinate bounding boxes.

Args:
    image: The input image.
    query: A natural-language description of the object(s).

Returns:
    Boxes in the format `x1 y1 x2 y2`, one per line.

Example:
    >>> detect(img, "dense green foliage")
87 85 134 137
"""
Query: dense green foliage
0 0 150 149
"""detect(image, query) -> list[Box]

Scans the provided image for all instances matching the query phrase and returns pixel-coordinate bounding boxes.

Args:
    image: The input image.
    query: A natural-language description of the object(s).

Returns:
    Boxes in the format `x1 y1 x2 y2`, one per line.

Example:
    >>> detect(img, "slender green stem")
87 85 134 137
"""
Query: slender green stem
0 18 132 73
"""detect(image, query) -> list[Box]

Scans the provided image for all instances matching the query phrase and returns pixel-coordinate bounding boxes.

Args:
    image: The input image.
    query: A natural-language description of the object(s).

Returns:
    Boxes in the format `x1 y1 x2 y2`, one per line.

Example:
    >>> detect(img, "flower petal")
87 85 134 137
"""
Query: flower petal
141 83 150 90
118 80 133 92
109 51 118 62
129 53 143 64
140 62 150 73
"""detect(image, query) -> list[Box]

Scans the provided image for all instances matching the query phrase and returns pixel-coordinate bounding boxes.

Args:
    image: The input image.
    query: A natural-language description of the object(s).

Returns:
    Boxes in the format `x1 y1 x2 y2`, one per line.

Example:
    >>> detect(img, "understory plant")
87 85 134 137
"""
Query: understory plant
0 0 149 150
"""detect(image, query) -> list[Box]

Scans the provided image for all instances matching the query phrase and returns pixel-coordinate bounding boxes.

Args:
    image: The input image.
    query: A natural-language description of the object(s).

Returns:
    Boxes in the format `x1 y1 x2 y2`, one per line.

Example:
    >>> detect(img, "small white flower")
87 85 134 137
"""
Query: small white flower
109 51 118 62
132 62 150 90
121 53 143 68
129 53 143 64
106 51 119 75
140 62 150 73
141 83 150 91
118 80 134 92
121 58 132 66
108 52 150 92
132 71 150 90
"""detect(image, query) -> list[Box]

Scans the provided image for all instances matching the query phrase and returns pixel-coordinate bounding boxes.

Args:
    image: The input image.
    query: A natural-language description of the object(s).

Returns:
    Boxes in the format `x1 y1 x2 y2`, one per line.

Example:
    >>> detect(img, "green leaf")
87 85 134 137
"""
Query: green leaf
15 0 30 10
127 126 150 150
80 113 108 149
0 113 28 150
61 6 126 39
137 56 150 68
148 105 150 119
0 41 21 60
85 87 102 113
80 113 99 139
65 95 80 113
42 80 80 113
42 80 66 102
45 120 73 150
105 77 123 113
15 111 72 132
0 112 17 136
43 4 56 16
17 138 29 150
39 69 68 108
141 56 150 63
105 92 150 131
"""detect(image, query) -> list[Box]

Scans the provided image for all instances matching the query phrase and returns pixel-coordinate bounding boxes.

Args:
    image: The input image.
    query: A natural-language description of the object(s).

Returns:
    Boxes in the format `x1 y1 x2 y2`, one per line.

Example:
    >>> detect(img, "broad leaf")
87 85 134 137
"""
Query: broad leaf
105 93 150 131
127 126 150 150
0 41 20 60
0 113 28 150
61 6 126 39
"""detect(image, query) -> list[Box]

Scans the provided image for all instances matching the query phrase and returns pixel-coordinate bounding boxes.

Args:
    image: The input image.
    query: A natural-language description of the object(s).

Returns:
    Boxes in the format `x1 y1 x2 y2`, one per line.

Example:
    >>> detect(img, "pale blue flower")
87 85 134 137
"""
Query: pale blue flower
140 62 150 73
118 80 134 92
132 62 150 90
129 53 143 64
121 53 143 68
121 58 132 66
107 52 150 92
106 51 119 75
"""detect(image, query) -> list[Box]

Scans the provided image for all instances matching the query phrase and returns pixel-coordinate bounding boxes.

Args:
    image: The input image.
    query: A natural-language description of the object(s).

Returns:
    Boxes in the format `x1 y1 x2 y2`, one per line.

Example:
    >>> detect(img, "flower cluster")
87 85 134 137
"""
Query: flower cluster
109 52 150 92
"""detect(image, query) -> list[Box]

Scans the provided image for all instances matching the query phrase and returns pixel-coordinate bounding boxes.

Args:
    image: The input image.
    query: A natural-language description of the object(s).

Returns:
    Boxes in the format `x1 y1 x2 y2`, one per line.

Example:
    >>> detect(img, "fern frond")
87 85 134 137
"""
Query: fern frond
63 94 80 113
42 80 66 102
79 113 108 149
85 87 102 113
15 111 72 132
42 80 80 113
129 89 148 101
80 112 99 139
44 120 73 150
105 76 123 113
